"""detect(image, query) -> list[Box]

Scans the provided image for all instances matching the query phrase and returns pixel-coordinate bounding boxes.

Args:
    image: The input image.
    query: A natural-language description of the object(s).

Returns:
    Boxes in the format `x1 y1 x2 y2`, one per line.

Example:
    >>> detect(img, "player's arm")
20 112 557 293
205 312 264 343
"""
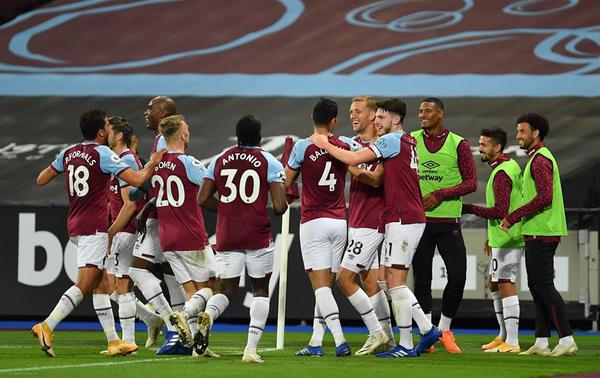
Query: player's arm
463 171 511 220
36 165 59 186
310 134 375 166
198 179 218 212
284 166 299 188
119 149 166 188
348 164 384 188
270 182 288 215
135 198 155 234
108 186 138 239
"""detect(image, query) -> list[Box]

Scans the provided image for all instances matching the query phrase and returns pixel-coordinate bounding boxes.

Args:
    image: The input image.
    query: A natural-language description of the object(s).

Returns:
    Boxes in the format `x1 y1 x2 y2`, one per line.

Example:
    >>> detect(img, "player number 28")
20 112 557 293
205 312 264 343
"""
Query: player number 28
220 169 260 204
152 175 185 208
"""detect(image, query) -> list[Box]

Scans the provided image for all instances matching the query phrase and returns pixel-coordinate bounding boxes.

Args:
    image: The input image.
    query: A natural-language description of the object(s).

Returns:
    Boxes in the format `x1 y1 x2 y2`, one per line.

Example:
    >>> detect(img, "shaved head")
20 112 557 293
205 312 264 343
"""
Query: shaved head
145 96 177 131
152 96 176 116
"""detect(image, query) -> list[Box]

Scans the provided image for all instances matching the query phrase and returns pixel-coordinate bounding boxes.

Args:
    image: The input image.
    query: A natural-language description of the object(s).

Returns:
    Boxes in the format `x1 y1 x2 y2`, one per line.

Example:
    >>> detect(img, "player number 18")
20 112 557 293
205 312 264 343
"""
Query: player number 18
67 165 90 197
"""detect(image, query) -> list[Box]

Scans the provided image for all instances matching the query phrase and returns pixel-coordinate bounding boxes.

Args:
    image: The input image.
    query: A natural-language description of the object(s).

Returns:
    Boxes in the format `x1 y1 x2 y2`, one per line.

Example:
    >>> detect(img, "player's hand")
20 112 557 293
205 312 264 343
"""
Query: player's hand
422 193 440 211
483 239 491 256
500 217 511 232
309 134 328 149
148 148 166 166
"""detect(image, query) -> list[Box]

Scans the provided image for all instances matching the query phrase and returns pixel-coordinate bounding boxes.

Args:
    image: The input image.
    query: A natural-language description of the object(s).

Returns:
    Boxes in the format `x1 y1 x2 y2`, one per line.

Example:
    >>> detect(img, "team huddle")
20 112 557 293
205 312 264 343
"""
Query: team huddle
31 95 578 362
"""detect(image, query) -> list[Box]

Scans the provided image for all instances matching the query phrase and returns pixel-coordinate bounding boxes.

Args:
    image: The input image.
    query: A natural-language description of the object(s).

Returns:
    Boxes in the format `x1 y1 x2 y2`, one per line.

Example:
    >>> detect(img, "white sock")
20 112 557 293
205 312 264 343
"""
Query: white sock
309 305 326 347
491 291 506 340
502 295 519 345
315 287 346 346
187 316 198 337
377 280 391 301
45 285 83 331
205 293 230 326
118 292 137 344
129 268 175 331
348 288 382 335
438 313 452 332
425 312 432 322
93 294 119 342
182 288 213 319
535 337 549 349
559 335 574 346
370 290 394 343
247 297 269 350
135 298 158 324
406 289 432 334
389 286 413 349
163 273 186 311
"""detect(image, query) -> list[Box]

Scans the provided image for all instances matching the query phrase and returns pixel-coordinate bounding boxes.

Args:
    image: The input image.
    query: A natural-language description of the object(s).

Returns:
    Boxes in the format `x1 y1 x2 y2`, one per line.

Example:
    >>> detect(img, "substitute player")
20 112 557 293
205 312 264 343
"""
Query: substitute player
192 115 288 363
501 113 577 357
129 115 216 351
33 109 165 357
337 96 392 355
286 98 351 357
311 98 441 358
463 127 523 353
107 116 163 348
411 97 477 354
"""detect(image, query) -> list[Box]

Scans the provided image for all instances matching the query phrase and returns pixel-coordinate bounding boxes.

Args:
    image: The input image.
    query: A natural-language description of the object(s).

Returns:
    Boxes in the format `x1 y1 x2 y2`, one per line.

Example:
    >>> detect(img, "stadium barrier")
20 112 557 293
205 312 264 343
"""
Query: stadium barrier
1 205 597 328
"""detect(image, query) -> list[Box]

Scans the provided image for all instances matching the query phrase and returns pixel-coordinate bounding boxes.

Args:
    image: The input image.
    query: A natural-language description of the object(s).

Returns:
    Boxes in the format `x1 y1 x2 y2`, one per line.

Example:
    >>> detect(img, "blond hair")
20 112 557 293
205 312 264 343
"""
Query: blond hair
351 95 377 111
159 115 187 142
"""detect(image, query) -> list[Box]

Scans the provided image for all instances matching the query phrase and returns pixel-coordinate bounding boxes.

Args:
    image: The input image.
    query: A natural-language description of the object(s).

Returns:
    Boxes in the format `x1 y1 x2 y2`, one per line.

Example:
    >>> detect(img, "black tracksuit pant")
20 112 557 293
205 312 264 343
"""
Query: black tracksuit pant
525 239 573 338
412 222 467 318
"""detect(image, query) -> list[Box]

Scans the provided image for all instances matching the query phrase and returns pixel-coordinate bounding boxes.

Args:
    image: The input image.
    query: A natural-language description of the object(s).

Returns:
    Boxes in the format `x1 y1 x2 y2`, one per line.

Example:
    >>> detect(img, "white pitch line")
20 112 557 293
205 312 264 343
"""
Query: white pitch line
0 357 187 374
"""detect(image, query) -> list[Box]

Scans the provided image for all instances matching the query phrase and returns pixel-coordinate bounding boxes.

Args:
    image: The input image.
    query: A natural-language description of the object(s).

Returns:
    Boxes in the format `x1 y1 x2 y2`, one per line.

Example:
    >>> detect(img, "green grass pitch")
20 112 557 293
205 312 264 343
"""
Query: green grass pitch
0 330 598 377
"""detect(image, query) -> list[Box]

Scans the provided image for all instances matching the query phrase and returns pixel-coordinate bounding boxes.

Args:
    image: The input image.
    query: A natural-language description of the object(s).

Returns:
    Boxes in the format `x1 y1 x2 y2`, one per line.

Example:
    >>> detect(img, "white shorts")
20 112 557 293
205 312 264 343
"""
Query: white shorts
489 247 523 283
111 232 137 278
104 253 115 275
70 232 108 269
163 245 216 284
382 222 425 268
216 244 274 279
341 227 384 273
299 218 347 273
133 219 166 264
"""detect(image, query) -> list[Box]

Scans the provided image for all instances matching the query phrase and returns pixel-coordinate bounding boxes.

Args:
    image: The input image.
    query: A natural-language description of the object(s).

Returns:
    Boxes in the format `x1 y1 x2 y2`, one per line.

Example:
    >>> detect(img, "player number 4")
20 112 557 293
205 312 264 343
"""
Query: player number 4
318 161 337 192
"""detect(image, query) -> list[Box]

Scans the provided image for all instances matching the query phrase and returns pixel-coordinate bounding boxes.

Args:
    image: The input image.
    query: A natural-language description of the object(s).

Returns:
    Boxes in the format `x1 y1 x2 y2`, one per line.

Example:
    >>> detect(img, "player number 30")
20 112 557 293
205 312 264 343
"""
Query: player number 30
220 169 260 204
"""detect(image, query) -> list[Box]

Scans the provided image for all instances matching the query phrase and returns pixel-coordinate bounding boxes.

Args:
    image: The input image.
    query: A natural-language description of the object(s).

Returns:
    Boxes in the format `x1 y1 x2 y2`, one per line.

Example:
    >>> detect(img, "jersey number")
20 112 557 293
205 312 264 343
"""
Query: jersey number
219 169 260 204
67 165 89 197
409 144 418 174
152 176 185 207
318 161 337 192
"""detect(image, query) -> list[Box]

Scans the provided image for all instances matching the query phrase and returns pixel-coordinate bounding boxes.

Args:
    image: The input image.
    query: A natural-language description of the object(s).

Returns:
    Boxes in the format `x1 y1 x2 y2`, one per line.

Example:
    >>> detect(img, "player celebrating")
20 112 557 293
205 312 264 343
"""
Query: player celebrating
130 96 190 354
129 115 216 351
33 109 164 357
337 96 392 355
463 127 523 353
193 115 288 363
286 98 352 357
501 113 577 357
310 98 441 358
106 116 164 349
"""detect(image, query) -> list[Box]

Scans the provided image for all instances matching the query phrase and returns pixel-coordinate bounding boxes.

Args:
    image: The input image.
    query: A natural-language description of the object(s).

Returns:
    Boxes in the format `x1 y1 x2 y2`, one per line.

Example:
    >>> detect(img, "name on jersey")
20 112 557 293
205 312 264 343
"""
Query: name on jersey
65 150 96 166
309 148 328 162
155 161 177 171
222 152 262 168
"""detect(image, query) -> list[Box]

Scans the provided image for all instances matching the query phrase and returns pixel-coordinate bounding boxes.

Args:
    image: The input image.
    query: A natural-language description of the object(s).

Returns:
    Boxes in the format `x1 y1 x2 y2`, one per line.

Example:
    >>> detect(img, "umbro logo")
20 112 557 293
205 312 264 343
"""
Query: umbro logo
421 160 440 169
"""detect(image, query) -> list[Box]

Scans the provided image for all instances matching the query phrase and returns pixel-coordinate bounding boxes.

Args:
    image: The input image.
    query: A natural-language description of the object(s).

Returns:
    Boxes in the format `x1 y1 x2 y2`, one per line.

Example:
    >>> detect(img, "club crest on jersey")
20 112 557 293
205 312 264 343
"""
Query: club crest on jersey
110 153 121 164
309 148 328 161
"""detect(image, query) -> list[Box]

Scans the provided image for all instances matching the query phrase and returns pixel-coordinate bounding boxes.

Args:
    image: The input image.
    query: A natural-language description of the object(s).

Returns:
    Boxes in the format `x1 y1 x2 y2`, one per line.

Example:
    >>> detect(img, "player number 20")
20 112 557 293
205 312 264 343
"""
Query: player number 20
67 165 90 197
220 169 260 204
152 175 185 207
